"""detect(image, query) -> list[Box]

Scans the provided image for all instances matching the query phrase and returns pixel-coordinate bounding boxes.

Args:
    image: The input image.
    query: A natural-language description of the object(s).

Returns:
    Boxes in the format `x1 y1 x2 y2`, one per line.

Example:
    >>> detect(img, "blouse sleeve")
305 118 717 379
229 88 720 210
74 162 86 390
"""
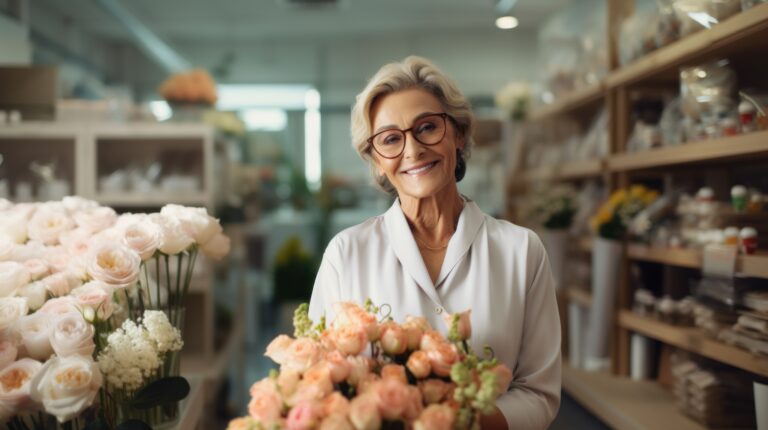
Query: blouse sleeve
496 231 562 430
308 237 343 324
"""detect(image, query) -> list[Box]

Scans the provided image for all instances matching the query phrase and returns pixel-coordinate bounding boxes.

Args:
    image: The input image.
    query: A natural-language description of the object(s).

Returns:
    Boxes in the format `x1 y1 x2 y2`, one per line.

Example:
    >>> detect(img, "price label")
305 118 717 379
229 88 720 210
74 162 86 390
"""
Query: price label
702 244 738 278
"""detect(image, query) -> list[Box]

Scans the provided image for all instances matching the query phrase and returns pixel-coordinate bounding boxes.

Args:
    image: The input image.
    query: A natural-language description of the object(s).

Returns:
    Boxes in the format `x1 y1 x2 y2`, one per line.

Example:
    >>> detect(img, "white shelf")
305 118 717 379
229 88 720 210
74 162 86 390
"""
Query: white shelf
95 192 211 208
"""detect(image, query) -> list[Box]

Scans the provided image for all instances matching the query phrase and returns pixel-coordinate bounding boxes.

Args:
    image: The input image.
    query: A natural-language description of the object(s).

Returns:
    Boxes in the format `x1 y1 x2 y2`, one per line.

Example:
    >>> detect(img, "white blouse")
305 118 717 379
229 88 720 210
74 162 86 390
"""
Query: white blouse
308 198 561 430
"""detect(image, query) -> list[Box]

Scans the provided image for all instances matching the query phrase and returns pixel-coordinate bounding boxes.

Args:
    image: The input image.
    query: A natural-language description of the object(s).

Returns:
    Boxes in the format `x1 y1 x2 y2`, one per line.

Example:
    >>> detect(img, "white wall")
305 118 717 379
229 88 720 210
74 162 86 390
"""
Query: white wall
0 13 31 64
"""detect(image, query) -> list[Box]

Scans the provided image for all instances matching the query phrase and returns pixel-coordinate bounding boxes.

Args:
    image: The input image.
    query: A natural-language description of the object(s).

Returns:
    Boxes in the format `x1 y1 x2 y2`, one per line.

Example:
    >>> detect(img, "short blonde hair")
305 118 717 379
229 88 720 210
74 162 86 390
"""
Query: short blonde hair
350 56 475 195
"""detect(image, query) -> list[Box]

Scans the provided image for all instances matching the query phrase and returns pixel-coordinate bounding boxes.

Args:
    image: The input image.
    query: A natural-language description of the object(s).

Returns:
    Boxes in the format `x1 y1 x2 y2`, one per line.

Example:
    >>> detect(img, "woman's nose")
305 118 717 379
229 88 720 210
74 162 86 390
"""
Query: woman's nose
402 131 425 159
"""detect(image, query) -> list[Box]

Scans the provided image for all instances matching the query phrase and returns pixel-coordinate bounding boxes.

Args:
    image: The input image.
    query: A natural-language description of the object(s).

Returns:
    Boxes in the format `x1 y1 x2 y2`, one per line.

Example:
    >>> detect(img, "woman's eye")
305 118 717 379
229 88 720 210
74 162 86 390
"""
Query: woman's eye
381 133 402 145
416 121 437 134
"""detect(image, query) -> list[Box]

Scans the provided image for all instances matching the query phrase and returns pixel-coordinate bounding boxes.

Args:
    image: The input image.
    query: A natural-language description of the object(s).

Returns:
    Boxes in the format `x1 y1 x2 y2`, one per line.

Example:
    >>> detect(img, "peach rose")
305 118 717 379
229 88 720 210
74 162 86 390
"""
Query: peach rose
318 413 353 430
414 404 456 430
490 364 514 395
286 400 322 430
419 330 446 353
248 380 283 427
346 355 372 386
264 334 294 366
443 310 472 341
406 350 432 379
419 379 453 404
288 383 327 407
348 393 381 430
402 316 429 351
0 358 43 418
380 364 407 385
403 385 424 421
324 350 352 384
331 326 368 356
332 302 379 341
321 392 350 417
277 368 301 397
301 362 333 399
201 232 230 260
379 321 407 356
355 373 380 395
227 417 258 430
373 378 410 420
284 338 323 374
427 342 459 377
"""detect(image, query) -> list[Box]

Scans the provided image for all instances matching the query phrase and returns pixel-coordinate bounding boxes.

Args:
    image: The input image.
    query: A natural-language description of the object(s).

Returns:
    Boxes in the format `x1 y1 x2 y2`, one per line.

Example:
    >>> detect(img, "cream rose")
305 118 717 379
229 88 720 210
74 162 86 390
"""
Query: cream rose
160 204 222 245
17 282 47 311
414 404 456 430
38 297 78 316
71 281 114 320
0 237 15 262
0 210 29 244
406 350 432 379
18 312 54 361
264 334 294 366
348 393 381 430
73 207 117 234
29 355 102 423
123 222 162 261
0 297 29 336
49 313 95 358
0 261 31 297
276 368 300 397
27 207 75 245
41 271 82 297
87 243 140 289
0 358 43 419
62 196 98 213
22 259 49 281
148 213 194 255
0 340 18 370
201 232 230 260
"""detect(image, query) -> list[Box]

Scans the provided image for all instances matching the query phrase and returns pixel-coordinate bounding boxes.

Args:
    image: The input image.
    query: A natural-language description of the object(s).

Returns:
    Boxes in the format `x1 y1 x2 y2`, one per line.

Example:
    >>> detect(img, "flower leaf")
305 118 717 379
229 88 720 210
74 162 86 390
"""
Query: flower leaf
130 376 190 409
115 420 153 430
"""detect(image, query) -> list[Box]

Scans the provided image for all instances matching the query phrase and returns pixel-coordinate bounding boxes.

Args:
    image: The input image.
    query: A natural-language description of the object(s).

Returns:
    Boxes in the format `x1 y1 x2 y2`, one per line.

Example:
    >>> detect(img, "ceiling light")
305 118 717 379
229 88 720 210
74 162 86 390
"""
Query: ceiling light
496 16 519 30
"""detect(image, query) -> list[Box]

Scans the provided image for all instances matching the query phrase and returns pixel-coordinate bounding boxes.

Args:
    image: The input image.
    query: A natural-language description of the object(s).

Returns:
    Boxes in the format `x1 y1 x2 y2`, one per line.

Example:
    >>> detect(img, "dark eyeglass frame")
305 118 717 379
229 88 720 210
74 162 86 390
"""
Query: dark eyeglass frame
367 112 452 159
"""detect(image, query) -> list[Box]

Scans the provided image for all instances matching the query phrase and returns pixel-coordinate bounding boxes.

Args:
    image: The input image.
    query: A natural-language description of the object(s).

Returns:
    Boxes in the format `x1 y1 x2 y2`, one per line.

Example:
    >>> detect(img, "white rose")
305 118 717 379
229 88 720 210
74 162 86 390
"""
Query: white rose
0 297 29 336
17 313 53 361
0 237 15 261
0 199 11 211
59 228 95 257
0 261 31 297
49 313 95 358
73 207 117 234
0 210 28 244
27 207 75 245
0 358 43 420
44 246 71 274
38 297 78 316
8 241 45 263
0 340 18 370
87 243 140 289
113 213 146 231
71 281 114 320
61 196 98 214
124 222 162 260
40 271 82 297
29 355 102 423
161 204 222 245
148 213 194 254
17 281 48 311
201 232 230 260
22 259 50 281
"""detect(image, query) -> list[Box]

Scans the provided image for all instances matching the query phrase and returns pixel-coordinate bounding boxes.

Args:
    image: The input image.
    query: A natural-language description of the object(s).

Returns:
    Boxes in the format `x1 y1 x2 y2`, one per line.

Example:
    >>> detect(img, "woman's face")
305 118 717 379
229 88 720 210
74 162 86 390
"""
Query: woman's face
369 88 463 200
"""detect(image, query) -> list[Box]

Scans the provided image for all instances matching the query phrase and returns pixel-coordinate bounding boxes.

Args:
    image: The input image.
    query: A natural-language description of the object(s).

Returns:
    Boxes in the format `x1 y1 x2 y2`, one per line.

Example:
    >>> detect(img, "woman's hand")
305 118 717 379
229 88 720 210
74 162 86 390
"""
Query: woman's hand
479 405 509 430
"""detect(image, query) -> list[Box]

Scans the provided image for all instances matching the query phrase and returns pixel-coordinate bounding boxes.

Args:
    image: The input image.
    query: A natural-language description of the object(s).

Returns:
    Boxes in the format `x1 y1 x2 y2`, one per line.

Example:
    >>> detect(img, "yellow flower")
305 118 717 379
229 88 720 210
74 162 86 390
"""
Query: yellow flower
608 189 627 208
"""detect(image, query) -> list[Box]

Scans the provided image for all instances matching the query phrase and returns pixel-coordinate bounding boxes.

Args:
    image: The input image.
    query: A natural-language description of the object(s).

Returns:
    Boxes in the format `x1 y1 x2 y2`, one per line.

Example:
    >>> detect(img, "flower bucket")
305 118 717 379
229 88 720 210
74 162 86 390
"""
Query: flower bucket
584 236 622 372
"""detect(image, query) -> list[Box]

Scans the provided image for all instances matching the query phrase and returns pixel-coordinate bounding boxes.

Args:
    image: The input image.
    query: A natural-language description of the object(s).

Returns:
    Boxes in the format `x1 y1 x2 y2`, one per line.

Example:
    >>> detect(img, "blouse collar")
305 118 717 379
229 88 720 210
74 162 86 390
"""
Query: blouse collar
383 195 485 305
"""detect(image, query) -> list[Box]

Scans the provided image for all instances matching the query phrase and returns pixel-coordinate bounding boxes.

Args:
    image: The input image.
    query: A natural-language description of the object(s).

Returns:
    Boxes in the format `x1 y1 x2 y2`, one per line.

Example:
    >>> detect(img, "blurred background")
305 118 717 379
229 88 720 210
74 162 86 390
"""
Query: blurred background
2 0 768 428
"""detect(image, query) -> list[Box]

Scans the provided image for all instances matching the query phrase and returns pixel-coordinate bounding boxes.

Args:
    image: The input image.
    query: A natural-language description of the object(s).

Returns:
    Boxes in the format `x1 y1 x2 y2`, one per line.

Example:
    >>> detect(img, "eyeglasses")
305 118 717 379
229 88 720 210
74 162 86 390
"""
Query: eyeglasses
367 113 452 159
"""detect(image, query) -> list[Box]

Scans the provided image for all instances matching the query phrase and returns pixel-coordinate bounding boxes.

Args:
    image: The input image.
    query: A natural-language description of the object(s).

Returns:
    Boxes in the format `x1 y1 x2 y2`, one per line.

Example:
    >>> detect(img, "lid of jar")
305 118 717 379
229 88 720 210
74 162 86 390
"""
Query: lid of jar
739 227 757 238
731 185 747 196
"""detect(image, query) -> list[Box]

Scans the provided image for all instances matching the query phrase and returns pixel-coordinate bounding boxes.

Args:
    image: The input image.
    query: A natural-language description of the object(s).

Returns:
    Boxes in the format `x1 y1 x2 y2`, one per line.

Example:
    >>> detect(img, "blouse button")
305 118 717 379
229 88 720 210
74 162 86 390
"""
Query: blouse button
435 307 443 314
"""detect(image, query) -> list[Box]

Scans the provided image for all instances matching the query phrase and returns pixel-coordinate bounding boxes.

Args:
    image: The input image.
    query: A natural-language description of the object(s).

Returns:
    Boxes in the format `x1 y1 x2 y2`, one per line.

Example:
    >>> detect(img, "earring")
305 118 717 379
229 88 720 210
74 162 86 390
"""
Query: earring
455 149 466 182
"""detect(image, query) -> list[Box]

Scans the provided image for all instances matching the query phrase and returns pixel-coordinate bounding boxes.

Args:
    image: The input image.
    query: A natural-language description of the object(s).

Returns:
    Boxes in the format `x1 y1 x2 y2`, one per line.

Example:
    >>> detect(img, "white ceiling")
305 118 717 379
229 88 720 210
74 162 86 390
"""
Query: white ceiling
32 0 570 41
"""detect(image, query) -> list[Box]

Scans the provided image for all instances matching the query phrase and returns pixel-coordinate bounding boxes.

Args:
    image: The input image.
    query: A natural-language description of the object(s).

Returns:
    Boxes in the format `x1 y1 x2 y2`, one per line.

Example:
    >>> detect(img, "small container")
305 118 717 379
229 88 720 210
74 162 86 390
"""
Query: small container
739 100 756 132
721 117 739 136
740 227 758 255
696 187 715 202
731 185 748 211
724 226 740 246
748 192 764 214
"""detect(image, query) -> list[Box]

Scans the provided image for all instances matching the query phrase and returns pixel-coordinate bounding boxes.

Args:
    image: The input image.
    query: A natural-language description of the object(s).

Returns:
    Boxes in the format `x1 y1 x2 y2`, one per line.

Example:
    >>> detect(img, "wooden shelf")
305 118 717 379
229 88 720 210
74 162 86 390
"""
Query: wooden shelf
528 83 604 122
608 130 768 171
566 287 593 309
95 192 211 208
606 3 768 88
563 362 705 430
627 244 768 279
522 158 605 182
618 311 768 378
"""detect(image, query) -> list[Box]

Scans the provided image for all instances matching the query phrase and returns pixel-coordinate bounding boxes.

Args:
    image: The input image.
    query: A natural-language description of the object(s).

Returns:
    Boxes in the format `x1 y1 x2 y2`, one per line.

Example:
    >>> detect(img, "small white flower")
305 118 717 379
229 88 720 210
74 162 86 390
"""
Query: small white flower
141 311 183 354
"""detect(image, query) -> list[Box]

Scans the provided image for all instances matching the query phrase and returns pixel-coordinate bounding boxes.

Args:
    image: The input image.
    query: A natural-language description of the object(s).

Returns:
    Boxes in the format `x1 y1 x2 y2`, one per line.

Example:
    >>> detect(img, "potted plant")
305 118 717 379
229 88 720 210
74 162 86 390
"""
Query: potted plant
528 184 577 290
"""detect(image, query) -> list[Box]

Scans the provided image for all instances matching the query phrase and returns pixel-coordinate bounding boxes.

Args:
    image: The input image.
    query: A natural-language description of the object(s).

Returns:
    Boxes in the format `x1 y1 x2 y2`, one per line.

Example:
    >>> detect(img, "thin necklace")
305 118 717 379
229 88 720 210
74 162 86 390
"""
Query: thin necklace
414 236 449 251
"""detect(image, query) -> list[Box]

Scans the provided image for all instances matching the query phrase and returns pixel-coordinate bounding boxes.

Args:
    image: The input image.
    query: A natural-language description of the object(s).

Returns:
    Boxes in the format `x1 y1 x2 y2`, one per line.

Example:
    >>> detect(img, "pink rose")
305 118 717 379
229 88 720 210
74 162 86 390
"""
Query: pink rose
0 358 43 417
320 392 350 417
247 380 283 427
406 350 432 379
373 378 410 420
124 222 162 261
414 404 456 430
0 340 17 370
41 271 82 297
286 400 322 430
59 228 94 257
264 334 294 366
379 322 407 356
0 261 31 297
318 413 353 430
348 393 381 430
491 364 514 395
49 312 95 357
427 342 459 377
331 326 368 356
380 364 407 385
27 208 74 245
443 310 472 341
71 281 114 320
17 313 53 361
285 338 323 374
73 207 117 234
403 385 424 421
301 362 334 399
277 368 300 397
332 302 379 341
22 259 49 281
87 243 140 289
419 379 453 404
346 355 372 386
324 350 352 384
38 297 78 316
419 330 445 353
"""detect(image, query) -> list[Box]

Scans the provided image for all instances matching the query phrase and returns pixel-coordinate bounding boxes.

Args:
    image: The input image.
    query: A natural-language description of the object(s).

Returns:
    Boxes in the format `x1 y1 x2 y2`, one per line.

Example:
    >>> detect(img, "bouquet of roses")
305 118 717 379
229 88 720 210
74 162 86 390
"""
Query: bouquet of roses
0 197 230 429
230 301 513 430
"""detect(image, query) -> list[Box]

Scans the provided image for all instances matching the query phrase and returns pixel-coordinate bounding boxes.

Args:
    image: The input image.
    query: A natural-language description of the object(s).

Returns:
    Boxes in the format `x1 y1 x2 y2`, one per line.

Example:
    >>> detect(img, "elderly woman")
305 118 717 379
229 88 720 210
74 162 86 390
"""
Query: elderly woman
308 56 561 430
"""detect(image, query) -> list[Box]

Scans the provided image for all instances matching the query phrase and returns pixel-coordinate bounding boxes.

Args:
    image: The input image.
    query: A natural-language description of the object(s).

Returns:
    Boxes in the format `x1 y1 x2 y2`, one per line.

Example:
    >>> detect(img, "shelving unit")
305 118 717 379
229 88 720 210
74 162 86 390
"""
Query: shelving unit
628 244 768 278
522 158 605 183
529 83 605 122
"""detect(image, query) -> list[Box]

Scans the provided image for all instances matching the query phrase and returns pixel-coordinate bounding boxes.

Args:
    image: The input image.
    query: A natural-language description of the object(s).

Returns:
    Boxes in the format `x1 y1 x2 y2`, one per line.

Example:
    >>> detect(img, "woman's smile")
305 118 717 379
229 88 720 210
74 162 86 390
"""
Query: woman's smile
402 160 439 176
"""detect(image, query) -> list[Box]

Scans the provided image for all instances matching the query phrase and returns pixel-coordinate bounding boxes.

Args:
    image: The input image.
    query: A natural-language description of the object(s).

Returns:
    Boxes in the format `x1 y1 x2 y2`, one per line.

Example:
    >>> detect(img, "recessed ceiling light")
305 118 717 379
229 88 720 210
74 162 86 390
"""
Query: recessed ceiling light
496 16 519 30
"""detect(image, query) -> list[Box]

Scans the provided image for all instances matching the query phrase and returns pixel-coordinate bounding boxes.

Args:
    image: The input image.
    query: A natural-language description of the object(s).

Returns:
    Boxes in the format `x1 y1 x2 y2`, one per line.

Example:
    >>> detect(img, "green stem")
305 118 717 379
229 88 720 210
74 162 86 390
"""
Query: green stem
182 248 198 298
175 252 183 313
155 255 161 311
164 254 172 318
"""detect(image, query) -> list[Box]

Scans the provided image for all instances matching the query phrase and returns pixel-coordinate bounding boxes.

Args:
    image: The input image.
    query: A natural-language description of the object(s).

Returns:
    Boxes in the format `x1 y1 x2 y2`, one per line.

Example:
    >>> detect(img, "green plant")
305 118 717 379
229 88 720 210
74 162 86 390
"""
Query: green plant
272 236 318 303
